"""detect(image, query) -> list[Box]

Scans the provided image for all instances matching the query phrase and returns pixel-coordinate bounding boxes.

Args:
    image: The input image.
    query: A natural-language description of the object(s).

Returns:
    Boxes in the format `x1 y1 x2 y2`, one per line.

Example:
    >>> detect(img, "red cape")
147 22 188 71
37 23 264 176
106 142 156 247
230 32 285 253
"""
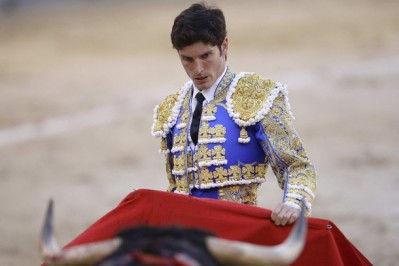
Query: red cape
54 189 371 266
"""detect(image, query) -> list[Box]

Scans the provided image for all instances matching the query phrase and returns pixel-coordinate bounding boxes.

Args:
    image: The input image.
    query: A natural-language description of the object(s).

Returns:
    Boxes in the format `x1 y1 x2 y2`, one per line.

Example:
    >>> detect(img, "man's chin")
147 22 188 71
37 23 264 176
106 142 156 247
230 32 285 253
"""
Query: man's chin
193 82 208 91
192 76 211 90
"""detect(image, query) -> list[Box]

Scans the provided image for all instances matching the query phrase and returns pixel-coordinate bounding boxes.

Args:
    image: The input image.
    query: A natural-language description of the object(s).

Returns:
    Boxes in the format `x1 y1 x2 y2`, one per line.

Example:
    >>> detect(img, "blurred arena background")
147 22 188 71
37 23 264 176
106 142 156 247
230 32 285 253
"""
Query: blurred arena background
0 0 398 265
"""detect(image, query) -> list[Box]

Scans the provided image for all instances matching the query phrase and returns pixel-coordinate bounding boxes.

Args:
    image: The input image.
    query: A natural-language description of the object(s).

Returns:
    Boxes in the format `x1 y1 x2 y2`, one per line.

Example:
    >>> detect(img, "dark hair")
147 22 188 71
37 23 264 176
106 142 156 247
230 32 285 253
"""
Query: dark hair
171 2 227 50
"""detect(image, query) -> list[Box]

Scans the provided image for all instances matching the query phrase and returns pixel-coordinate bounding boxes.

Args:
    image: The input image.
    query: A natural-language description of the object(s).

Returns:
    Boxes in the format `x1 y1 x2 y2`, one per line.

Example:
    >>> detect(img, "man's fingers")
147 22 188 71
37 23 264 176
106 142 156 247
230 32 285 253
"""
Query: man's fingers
278 208 291 226
271 203 287 226
288 210 300 224
271 203 283 222
271 203 301 226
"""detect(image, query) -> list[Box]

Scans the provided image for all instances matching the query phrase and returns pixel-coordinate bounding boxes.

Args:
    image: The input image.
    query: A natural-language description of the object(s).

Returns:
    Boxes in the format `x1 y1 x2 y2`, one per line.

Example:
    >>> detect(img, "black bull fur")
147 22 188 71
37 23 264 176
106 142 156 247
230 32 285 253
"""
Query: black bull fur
98 226 220 266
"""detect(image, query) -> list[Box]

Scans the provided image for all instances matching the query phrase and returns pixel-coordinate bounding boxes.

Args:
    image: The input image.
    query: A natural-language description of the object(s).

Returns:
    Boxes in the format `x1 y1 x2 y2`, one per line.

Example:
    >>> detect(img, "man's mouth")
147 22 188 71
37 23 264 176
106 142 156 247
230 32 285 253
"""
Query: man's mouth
195 76 208 82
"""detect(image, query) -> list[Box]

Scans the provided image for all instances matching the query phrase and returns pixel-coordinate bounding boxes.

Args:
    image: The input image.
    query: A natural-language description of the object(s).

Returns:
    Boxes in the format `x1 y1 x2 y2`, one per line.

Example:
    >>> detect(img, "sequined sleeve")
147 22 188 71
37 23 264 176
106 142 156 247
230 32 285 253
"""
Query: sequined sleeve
257 93 316 215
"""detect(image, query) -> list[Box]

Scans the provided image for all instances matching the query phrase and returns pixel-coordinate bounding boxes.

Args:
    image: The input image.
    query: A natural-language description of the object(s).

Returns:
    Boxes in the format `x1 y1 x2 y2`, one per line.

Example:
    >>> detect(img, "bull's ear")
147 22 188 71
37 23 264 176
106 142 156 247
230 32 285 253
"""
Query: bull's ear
206 205 307 266
40 199 122 266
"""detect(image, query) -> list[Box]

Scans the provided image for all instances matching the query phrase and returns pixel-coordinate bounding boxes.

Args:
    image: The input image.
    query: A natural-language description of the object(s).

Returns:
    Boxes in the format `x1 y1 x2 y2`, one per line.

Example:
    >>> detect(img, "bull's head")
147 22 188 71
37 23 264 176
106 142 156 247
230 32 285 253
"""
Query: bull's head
40 200 307 266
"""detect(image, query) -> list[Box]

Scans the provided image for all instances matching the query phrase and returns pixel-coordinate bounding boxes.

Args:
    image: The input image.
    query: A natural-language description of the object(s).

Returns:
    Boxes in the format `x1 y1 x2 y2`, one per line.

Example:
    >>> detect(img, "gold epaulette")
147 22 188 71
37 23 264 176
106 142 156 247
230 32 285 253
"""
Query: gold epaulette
227 73 285 127
151 81 192 137
226 73 287 143
151 93 180 137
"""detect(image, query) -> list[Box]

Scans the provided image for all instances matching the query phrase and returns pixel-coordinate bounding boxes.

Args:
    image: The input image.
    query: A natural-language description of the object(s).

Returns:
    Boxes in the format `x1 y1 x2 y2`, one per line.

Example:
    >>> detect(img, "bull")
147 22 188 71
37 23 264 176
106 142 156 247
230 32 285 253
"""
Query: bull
40 199 307 266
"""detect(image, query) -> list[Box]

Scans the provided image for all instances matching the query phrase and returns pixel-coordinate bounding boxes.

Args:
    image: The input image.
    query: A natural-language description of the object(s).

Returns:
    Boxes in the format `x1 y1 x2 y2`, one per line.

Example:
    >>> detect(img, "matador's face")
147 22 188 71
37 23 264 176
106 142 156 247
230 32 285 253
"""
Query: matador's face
178 39 228 90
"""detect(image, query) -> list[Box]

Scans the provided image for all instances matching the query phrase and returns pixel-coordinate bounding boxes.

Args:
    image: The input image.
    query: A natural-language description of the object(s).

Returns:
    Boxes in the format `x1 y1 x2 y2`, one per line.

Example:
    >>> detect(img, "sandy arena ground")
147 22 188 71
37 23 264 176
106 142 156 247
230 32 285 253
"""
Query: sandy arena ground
0 1 398 265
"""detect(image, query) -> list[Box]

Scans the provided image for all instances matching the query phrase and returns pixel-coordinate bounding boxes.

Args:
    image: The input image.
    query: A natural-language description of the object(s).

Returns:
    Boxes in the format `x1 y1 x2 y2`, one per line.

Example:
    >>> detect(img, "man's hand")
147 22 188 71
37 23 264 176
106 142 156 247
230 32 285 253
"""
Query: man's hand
271 202 300 226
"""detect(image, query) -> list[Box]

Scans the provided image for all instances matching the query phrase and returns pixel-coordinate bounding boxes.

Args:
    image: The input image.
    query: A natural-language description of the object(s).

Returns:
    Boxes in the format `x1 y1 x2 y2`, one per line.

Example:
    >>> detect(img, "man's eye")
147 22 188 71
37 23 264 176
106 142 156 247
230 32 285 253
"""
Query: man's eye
201 53 210 59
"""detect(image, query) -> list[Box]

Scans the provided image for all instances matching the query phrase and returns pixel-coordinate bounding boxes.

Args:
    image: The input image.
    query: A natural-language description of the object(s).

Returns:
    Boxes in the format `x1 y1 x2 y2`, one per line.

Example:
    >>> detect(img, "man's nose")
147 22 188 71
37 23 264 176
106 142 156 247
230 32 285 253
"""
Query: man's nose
192 60 204 75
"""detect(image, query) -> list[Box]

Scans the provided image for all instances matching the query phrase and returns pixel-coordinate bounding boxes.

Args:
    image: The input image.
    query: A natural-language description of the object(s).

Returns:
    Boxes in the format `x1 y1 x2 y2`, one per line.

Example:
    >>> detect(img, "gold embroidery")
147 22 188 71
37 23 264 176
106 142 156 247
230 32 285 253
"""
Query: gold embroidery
176 177 189 193
211 125 226 139
173 154 185 174
215 69 235 99
199 123 227 143
276 138 288 150
228 166 242 182
176 91 192 129
200 168 213 184
172 134 185 150
299 150 308 158
231 75 275 121
214 167 228 183
271 106 281 116
198 145 226 166
242 164 255 180
202 104 217 118
153 93 179 133
197 163 268 184
160 137 168 152
198 123 211 140
218 183 259 205
165 153 175 192
198 145 212 164
239 127 249 139
193 151 198 165
291 136 303 151
180 110 190 124
187 151 194 170
212 146 226 161
255 164 267 178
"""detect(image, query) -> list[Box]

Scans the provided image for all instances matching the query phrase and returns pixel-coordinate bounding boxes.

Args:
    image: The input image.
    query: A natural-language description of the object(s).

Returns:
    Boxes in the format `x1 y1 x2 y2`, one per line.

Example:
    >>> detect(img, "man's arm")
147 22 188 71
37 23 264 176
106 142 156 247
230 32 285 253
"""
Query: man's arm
257 93 317 225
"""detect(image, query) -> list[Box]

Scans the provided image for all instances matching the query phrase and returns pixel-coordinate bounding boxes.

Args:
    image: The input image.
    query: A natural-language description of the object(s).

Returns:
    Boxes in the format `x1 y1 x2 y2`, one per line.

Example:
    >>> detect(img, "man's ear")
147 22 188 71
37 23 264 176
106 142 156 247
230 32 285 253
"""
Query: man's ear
222 37 229 56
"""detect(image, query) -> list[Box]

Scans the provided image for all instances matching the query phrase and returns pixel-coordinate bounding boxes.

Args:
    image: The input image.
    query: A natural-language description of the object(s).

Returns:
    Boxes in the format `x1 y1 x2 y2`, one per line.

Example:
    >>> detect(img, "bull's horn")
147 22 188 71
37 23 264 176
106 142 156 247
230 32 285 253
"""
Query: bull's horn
206 206 307 266
40 199 122 266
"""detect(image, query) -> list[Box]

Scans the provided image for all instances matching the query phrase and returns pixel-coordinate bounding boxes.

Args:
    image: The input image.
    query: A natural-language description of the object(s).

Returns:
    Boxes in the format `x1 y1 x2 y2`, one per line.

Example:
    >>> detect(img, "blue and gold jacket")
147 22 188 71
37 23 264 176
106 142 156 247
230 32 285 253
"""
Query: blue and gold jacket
152 69 316 214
